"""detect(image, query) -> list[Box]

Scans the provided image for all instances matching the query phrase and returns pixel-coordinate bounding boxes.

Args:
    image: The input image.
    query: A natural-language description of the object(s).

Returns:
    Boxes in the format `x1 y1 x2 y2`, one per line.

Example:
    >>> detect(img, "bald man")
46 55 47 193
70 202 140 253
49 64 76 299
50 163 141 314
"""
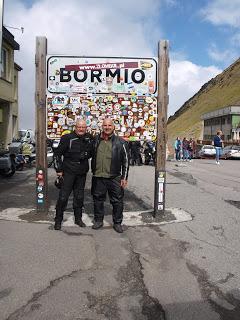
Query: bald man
54 119 93 230
91 118 129 233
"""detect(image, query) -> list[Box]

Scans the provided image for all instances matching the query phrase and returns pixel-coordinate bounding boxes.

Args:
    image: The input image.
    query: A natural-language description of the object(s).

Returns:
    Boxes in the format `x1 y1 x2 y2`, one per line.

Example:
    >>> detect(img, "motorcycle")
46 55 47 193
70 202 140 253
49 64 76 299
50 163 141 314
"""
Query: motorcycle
144 141 156 165
8 140 35 169
47 139 59 168
0 150 16 177
15 154 25 171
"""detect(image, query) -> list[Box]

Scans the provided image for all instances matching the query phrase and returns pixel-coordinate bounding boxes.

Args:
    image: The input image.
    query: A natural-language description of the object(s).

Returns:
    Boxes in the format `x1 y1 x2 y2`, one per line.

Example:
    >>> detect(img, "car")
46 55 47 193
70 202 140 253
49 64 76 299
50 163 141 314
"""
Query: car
198 145 216 158
221 145 240 159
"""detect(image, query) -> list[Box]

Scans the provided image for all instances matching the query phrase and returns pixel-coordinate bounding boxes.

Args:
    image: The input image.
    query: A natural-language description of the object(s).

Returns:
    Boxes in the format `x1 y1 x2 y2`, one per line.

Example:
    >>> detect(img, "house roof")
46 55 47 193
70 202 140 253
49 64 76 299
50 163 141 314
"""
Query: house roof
3 26 20 50
201 106 240 120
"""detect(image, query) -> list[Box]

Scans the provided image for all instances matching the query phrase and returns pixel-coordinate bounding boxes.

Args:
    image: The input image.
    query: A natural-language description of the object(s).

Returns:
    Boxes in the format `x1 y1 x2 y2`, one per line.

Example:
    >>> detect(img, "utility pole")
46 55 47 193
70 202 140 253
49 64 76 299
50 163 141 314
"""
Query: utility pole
154 40 169 216
0 0 4 63
35 37 48 213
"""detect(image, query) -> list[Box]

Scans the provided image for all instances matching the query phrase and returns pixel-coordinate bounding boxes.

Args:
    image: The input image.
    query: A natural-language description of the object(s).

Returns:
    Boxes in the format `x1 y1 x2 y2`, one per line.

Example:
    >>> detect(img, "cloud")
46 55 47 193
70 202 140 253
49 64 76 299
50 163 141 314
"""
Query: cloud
207 43 239 65
169 60 221 116
201 0 240 28
4 0 222 128
200 0 240 66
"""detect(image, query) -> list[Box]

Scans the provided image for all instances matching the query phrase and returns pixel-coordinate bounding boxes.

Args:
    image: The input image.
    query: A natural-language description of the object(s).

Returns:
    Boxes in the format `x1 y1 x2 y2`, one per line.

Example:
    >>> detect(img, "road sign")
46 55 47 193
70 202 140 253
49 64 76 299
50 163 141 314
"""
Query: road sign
46 56 158 140
47 56 157 95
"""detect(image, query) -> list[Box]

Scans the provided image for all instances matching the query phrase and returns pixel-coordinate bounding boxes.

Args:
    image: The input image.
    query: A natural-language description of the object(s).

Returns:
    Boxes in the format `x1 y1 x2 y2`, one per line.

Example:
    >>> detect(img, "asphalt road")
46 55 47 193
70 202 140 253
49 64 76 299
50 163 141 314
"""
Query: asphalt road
0 159 240 320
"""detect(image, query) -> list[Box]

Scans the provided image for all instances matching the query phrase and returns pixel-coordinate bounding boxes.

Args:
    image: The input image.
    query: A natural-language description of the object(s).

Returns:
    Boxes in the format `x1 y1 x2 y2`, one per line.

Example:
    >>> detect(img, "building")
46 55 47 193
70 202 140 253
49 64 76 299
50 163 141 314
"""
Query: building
0 26 22 149
201 105 240 141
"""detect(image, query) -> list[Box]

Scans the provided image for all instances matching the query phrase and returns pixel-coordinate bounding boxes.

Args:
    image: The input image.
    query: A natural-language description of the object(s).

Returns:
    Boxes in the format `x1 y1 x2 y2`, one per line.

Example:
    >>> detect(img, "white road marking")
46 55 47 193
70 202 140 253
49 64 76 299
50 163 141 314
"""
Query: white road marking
0 207 192 227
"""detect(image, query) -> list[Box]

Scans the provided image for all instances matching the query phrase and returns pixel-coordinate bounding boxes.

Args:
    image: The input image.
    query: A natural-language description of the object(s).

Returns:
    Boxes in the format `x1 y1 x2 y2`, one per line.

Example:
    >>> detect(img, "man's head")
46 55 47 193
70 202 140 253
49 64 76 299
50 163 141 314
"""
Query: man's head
75 119 87 136
217 130 222 136
102 118 114 136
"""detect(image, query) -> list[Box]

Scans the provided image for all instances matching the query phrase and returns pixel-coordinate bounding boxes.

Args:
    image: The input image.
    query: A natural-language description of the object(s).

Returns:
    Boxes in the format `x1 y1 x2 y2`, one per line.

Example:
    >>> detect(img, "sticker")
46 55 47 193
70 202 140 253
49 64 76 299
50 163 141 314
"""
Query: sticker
86 119 91 126
58 118 65 126
70 97 80 104
149 116 154 122
146 97 153 104
158 185 163 202
138 119 145 127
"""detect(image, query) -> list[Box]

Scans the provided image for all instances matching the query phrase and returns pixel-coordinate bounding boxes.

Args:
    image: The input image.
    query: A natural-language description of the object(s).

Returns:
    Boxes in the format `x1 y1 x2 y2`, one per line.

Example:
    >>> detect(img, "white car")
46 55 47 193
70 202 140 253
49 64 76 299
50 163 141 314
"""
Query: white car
221 145 240 159
198 145 216 158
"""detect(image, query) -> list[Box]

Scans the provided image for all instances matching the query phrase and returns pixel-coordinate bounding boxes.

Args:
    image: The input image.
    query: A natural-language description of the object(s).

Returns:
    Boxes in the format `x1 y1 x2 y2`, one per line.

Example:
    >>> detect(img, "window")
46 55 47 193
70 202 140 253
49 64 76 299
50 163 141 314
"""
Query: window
14 75 17 100
12 115 17 137
1 48 9 80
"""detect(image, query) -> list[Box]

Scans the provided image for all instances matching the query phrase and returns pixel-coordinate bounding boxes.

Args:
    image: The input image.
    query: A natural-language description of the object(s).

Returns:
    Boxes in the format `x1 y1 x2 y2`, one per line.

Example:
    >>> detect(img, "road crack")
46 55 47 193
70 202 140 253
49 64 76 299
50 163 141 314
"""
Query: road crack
187 262 240 319
5 250 98 320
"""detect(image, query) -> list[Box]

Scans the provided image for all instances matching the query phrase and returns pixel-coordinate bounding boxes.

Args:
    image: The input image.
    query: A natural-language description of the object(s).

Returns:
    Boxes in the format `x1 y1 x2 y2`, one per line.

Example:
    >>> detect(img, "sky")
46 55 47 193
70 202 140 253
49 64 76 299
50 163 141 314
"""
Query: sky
3 0 240 129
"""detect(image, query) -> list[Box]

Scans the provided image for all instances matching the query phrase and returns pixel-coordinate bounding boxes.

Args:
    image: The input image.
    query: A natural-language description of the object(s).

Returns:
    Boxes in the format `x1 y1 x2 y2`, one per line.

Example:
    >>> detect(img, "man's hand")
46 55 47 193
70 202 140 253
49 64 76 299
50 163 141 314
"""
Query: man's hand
121 179 128 188
57 172 63 177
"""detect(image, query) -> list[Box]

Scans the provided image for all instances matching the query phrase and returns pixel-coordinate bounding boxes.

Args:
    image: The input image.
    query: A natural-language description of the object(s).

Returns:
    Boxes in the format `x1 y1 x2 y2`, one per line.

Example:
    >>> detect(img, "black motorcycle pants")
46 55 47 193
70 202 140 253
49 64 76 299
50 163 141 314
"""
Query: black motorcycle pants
55 172 87 223
91 176 124 224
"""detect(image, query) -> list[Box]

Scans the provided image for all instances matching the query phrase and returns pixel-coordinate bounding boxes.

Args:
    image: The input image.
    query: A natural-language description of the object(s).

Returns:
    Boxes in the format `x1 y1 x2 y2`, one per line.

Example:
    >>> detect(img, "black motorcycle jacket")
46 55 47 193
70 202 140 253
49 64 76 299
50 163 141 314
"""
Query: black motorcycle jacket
91 134 129 180
54 132 93 174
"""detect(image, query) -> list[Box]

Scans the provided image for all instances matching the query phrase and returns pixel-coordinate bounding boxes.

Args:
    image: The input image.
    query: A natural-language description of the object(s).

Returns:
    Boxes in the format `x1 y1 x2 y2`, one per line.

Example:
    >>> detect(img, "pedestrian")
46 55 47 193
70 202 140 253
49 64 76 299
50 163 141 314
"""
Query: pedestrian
213 130 224 165
174 137 181 161
188 138 194 161
129 140 142 166
91 118 129 233
182 137 189 161
53 119 93 230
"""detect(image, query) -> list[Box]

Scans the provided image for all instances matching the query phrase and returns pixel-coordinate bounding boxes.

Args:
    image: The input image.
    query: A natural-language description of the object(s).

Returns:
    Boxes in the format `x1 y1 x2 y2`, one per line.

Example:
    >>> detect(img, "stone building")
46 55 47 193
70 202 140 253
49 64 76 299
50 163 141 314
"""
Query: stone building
0 26 22 149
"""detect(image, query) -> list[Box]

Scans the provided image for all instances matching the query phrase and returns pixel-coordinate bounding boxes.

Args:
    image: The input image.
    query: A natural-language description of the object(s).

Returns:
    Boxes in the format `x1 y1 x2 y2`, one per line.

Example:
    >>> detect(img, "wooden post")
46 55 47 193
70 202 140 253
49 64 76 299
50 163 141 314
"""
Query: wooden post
154 40 169 216
35 37 48 213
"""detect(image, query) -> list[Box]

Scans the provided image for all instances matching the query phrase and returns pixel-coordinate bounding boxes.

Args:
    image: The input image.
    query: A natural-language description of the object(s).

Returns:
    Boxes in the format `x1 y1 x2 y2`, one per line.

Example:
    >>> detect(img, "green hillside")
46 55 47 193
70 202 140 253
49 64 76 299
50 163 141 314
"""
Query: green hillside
167 58 240 145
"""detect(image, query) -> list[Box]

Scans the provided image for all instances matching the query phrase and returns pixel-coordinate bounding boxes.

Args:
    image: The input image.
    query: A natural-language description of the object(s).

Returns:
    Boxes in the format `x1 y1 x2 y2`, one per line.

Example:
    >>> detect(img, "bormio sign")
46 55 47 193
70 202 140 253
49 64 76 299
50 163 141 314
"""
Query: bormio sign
47 56 157 95
46 56 158 140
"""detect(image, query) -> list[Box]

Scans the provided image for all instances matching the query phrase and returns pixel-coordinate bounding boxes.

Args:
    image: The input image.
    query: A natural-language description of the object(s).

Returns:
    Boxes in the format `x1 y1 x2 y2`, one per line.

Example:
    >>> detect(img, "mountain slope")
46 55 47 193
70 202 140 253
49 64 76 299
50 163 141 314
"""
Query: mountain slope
167 58 240 145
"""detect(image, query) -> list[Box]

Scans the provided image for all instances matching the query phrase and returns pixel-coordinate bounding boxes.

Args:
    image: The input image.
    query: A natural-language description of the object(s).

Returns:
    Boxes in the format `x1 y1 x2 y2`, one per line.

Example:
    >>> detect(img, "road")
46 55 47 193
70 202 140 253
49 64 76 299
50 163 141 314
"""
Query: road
0 159 240 320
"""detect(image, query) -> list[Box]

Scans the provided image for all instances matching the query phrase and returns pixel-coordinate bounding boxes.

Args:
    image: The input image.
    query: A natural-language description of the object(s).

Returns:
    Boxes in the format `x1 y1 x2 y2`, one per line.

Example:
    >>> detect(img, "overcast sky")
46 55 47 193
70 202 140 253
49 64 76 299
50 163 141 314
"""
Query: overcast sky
4 0 240 129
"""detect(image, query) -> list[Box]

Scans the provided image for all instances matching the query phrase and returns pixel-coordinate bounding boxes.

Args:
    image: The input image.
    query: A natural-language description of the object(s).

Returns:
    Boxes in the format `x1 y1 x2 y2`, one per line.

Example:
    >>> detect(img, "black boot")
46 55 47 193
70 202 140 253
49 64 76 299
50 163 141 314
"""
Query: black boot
75 219 86 228
54 221 62 231
92 221 103 230
113 224 123 233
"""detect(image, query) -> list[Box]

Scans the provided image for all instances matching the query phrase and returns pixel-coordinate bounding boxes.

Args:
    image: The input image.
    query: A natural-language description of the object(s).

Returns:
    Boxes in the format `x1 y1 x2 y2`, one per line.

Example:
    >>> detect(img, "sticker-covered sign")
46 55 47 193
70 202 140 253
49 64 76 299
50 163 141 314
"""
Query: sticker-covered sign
46 56 158 141
47 56 157 95
47 94 157 140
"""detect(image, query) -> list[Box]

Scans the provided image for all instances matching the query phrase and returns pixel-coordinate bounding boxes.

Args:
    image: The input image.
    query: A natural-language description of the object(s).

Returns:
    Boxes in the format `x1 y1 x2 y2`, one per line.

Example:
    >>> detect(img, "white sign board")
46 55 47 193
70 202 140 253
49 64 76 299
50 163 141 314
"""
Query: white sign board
47 56 157 95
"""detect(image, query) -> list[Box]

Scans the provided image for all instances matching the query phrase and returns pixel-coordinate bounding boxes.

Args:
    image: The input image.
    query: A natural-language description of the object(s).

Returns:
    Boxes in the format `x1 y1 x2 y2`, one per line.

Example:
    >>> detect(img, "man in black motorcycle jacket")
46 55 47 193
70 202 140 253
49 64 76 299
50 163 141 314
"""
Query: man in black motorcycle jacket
91 118 129 233
54 119 92 230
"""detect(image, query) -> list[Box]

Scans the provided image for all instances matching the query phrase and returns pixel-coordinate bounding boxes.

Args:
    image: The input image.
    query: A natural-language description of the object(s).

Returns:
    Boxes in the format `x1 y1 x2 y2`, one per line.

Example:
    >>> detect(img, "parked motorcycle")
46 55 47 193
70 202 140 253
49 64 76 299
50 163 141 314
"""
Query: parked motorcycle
15 154 25 171
0 150 16 177
144 141 156 165
8 140 36 169
47 139 59 168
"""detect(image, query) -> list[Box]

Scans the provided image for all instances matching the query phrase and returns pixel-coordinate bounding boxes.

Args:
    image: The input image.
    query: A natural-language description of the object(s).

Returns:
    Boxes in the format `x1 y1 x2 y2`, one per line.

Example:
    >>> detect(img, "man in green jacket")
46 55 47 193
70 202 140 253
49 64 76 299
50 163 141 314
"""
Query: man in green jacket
91 118 129 233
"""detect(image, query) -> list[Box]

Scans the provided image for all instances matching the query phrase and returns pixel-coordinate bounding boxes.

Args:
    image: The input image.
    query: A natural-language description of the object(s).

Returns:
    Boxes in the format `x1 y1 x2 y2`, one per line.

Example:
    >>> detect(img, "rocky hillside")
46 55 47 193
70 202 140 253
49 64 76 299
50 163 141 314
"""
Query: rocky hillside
167 58 240 146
